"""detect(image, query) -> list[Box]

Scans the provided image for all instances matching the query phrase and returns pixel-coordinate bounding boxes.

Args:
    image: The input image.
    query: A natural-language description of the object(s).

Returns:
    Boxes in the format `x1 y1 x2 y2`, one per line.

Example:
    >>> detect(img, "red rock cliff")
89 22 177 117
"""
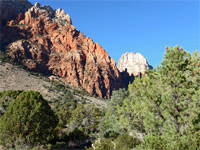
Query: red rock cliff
1 2 124 98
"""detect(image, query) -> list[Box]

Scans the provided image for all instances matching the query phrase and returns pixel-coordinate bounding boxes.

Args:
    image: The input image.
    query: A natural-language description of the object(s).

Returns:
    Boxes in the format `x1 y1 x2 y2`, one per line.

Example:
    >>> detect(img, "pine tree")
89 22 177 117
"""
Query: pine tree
99 88 129 136
114 46 200 149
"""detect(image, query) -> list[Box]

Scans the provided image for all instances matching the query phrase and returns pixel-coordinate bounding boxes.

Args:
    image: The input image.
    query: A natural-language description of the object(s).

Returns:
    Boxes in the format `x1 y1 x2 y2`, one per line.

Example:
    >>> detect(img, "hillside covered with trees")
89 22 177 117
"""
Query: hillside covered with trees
94 45 200 149
0 46 199 149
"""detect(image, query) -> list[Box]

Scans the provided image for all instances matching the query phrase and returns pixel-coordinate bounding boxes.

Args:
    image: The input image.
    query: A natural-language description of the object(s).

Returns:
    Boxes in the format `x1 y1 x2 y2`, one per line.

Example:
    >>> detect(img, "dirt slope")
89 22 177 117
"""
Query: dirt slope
0 59 107 107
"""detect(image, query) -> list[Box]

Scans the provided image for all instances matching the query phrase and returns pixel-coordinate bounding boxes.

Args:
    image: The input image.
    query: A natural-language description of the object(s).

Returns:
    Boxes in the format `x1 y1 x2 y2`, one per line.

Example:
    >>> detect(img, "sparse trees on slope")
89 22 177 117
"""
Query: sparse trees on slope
68 104 102 136
99 88 129 136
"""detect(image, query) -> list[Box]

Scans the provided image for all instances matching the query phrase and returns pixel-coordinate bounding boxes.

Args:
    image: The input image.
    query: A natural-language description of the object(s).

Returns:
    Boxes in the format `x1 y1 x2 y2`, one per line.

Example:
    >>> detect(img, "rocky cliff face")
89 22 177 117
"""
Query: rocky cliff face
1 2 124 98
118 52 152 76
0 0 32 26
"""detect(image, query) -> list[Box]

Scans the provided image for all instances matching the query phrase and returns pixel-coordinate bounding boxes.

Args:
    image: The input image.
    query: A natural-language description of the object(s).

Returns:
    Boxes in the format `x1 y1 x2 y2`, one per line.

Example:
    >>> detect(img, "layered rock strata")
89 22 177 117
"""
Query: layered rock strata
1 2 124 98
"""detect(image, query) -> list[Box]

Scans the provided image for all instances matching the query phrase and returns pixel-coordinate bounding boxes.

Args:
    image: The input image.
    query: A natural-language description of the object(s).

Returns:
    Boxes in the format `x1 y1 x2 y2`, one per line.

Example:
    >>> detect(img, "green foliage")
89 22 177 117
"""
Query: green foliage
0 51 11 62
52 91 78 139
96 46 200 149
136 133 168 150
108 88 129 108
114 46 200 149
55 103 103 144
137 131 200 150
68 104 103 136
0 91 58 147
92 133 139 150
92 138 114 150
0 90 23 116
1 45 199 149
115 133 140 150
99 88 129 137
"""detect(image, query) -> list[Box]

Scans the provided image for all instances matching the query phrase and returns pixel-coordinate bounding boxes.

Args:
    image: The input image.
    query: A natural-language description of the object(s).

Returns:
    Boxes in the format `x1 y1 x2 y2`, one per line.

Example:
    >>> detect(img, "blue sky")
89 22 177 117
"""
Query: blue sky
29 0 199 67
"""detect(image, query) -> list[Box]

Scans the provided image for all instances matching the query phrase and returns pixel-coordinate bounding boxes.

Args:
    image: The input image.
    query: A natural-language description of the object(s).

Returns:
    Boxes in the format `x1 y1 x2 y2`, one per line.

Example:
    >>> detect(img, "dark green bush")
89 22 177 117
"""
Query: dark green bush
68 104 102 135
136 133 167 150
0 90 23 116
0 91 58 147
115 133 140 150
94 138 114 150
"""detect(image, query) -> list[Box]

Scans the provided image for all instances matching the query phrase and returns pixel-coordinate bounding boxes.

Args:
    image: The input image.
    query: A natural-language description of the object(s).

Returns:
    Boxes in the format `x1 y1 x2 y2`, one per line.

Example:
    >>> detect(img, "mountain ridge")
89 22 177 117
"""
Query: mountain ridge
1 1 125 98
0 1 151 98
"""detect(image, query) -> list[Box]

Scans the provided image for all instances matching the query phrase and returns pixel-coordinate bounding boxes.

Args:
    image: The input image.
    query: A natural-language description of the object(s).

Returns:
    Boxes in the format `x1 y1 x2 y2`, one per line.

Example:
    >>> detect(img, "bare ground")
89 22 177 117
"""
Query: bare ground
0 59 107 108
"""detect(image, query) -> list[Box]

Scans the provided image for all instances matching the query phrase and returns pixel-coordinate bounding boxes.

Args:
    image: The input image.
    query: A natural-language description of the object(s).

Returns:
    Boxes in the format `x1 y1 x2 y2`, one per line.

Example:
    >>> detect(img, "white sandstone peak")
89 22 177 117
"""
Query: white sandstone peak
118 52 151 76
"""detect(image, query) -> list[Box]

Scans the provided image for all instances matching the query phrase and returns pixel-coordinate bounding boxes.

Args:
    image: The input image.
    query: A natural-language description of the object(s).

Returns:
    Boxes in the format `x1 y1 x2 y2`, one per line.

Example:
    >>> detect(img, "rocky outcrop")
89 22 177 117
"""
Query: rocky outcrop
0 0 32 26
1 2 124 98
55 8 72 24
118 52 153 88
118 52 152 76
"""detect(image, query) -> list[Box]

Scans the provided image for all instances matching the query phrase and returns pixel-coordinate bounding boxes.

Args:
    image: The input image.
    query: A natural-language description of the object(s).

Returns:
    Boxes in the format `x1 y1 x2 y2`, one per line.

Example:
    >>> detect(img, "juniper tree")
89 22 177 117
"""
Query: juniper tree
0 90 23 116
0 91 58 147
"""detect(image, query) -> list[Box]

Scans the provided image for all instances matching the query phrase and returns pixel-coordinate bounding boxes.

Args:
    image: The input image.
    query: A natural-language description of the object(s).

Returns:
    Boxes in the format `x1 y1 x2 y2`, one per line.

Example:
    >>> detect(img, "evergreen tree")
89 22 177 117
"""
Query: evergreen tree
68 104 102 136
0 90 23 116
0 91 58 147
99 88 129 137
114 46 200 149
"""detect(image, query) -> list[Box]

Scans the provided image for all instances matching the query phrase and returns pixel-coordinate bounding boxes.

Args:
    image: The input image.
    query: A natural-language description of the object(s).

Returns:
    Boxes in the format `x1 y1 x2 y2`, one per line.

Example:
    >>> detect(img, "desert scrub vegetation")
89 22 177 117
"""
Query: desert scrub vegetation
91 46 200 150
1 46 198 149
0 90 104 149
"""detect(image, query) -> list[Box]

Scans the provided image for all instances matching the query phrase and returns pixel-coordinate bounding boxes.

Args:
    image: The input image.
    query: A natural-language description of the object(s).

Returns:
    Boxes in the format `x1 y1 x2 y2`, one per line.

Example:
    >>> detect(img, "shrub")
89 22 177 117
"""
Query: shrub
0 91 58 147
0 90 23 116
93 138 114 150
115 133 140 150
68 104 102 135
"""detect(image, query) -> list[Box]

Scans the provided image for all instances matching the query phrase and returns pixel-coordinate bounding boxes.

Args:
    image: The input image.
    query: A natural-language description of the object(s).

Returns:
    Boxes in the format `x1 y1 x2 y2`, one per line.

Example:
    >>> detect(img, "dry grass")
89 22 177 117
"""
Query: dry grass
0 60 63 101
0 59 107 108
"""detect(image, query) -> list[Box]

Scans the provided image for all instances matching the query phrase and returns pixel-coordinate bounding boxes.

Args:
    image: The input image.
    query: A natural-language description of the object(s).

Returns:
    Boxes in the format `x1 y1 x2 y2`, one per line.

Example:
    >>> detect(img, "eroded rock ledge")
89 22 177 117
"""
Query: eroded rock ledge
1 2 124 98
